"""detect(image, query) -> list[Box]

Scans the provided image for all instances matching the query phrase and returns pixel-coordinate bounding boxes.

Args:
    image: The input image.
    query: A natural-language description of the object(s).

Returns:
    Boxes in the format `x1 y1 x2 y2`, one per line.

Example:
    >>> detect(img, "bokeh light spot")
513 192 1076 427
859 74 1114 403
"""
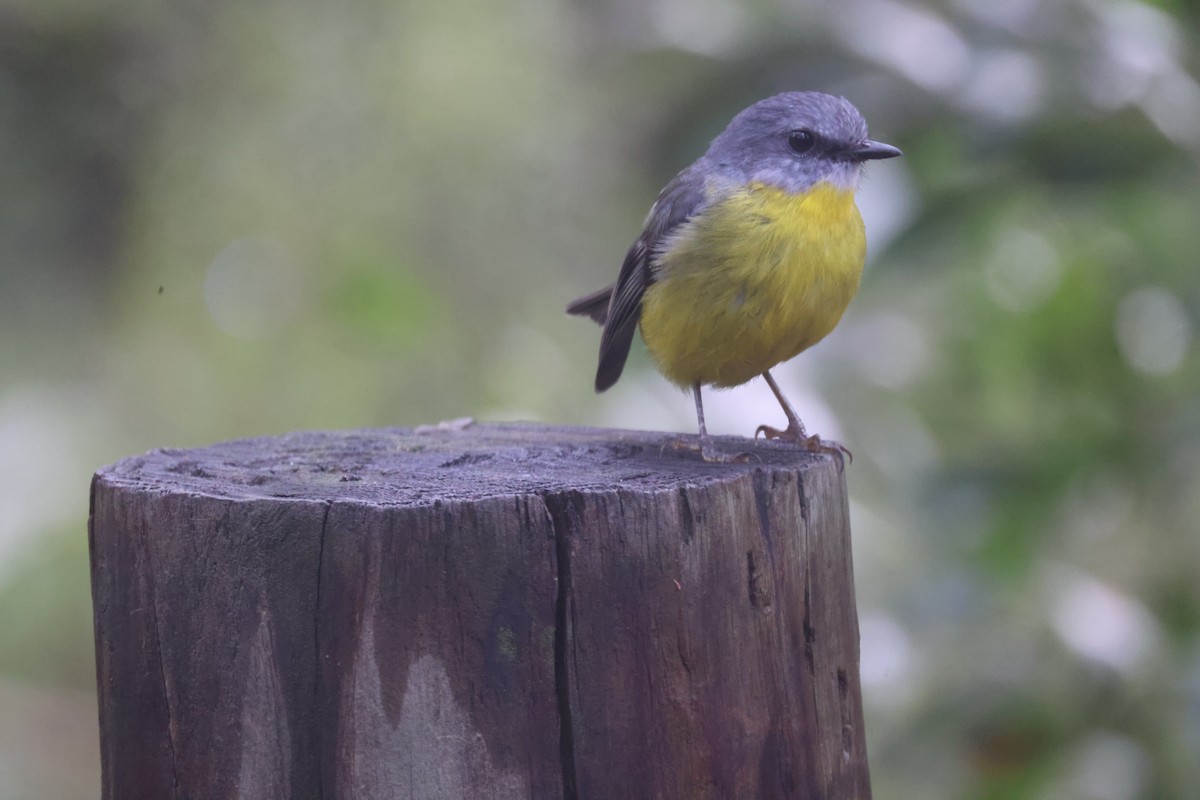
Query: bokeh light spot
984 227 1062 313
833 0 972 92
860 613 914 693
1050 568 1160 674
1115 286 1192 376
204 235 307 339
959 49 1043 122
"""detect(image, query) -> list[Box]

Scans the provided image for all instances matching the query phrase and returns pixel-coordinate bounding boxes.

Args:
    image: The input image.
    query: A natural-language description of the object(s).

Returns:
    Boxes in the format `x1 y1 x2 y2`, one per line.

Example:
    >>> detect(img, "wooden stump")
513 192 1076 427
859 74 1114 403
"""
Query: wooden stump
89 422 871 800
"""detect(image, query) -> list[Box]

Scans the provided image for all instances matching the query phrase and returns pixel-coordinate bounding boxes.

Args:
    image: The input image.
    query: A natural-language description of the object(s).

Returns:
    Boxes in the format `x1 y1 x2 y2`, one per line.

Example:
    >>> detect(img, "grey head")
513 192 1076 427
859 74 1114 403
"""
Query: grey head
703 91 901 194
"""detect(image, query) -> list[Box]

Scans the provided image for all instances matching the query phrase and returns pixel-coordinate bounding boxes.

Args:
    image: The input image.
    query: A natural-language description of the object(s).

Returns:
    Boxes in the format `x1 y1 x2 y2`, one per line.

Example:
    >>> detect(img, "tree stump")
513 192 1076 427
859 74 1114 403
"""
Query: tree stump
89 422 871 800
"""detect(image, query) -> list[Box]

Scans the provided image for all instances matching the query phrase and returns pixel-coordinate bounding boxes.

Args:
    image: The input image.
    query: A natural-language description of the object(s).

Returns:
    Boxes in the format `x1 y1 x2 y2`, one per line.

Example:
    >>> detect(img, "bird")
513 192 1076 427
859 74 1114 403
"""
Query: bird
567 91 901 462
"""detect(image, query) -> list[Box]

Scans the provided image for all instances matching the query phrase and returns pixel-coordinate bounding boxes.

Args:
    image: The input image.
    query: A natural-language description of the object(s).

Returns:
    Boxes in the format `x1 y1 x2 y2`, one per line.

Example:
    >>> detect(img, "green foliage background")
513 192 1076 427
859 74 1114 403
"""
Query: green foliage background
1 0 1198 796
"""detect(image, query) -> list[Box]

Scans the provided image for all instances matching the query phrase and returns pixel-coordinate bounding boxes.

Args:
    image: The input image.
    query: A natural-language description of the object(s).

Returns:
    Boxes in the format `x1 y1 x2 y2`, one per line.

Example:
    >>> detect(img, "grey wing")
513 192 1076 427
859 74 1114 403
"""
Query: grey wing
594 163 710 392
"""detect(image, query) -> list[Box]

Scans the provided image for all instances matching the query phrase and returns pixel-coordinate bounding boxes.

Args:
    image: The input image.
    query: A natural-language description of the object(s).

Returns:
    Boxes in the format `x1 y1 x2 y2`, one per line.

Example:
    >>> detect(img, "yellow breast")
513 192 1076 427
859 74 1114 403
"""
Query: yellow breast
639 181 866 388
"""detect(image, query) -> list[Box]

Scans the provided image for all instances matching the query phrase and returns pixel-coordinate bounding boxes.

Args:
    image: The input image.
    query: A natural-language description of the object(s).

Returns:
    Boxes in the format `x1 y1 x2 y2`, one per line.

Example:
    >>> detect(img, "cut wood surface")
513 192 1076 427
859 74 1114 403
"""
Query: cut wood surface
89 422 871 800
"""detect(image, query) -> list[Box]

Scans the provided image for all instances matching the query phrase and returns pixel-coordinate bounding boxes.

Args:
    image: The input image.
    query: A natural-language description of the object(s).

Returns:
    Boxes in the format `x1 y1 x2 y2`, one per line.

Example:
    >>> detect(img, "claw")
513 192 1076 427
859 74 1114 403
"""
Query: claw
661 437 757 464
704 449 756 464
755 422 852 471
754 424 787 440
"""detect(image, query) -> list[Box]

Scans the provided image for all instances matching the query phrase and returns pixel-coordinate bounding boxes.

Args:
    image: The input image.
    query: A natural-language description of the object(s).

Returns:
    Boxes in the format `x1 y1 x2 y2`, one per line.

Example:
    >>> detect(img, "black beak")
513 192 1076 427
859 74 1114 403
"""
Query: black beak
850 140 903 161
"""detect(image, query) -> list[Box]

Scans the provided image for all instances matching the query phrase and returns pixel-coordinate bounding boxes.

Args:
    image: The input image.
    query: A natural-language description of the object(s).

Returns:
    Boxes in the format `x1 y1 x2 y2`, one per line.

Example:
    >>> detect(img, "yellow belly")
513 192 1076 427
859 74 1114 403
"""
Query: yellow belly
639 181 866 388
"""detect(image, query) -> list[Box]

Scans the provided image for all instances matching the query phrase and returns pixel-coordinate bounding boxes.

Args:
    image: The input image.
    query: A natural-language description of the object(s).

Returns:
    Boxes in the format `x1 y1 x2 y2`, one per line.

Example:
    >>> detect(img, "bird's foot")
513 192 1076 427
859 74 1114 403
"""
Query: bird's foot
660 436 756 464
755 423 852 470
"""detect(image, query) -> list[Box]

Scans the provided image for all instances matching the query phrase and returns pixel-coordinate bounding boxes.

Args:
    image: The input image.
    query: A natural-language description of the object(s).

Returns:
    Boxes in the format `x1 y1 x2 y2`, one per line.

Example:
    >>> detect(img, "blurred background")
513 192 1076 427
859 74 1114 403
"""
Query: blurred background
2 0 1198 796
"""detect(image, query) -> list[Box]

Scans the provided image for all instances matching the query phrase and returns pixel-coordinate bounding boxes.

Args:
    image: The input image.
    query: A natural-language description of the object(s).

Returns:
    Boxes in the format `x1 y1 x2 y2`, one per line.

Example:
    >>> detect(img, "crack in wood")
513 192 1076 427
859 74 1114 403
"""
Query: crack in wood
312 501 331 800
543 494 579 800
677 490 696 545
838 667 853 764
797 473 810 526
746 550 771 610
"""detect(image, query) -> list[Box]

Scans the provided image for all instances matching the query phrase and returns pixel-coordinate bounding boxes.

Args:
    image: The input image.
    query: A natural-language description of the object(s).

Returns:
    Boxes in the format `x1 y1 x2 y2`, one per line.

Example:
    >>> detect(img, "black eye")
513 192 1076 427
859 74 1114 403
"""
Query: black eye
788 129 815 154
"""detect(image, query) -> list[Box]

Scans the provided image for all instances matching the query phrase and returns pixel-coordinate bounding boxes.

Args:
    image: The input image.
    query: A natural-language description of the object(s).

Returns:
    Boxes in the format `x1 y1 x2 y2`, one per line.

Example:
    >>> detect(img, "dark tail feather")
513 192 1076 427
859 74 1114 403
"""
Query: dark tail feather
568 283 633 392
565 285 614 326
595 319 636 392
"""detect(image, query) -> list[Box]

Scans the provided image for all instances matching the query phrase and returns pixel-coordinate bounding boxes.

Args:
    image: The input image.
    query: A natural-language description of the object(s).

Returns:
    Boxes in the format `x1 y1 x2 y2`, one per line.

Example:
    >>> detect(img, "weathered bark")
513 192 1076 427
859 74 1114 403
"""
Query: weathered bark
89 422 871 799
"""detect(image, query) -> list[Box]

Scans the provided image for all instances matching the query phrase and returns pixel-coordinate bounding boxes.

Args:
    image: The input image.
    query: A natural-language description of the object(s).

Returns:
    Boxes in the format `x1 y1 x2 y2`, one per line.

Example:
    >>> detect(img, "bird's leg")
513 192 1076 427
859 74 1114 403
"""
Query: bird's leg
756 370 852 466
757 370 807 440
693 382 723 462
663 383 752 462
